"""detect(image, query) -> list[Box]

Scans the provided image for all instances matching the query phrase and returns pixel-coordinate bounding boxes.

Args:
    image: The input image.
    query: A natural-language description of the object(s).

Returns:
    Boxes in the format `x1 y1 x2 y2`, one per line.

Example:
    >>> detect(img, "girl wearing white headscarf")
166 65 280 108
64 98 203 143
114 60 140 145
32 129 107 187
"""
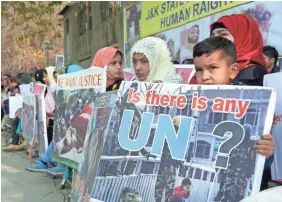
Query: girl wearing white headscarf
131 37 183 84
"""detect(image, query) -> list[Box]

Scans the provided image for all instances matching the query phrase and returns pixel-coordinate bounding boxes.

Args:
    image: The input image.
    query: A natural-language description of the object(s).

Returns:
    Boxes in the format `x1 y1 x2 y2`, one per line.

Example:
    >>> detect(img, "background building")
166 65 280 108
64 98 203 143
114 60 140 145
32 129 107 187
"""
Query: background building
59 1 134 68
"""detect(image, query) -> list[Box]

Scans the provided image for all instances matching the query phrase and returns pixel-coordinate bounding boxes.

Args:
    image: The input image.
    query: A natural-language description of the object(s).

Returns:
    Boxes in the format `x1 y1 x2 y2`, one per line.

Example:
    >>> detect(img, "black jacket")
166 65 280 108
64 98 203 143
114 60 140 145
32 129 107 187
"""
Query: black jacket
232 65 267 87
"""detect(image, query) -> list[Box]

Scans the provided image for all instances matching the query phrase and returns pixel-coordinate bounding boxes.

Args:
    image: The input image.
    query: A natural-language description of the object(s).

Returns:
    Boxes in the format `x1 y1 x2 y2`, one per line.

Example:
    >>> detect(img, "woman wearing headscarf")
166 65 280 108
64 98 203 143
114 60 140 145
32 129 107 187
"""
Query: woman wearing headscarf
34 69 55 126
92 46 124 91
45 66 57 94
210 14 267 86
130 37 182 84
129 37 183 201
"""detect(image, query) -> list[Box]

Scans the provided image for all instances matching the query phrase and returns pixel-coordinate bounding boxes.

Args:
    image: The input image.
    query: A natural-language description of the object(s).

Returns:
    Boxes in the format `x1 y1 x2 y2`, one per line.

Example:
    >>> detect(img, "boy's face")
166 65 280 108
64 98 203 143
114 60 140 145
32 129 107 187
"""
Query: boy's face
194 50 239 85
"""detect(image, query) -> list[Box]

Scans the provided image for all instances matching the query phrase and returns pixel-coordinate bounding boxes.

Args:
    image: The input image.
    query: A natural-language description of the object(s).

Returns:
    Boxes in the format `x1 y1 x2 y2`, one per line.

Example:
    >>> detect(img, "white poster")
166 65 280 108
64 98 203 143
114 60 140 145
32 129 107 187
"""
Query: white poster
33 83 48 156
52 67 107 168
264 72 282 182
9 95 23 119
88 82 276 202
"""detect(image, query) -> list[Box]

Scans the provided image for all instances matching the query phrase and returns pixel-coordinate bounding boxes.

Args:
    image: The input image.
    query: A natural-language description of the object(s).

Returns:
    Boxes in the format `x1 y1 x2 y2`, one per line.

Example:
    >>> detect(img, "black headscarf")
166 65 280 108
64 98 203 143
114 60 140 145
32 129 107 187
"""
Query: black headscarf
34 69 47 84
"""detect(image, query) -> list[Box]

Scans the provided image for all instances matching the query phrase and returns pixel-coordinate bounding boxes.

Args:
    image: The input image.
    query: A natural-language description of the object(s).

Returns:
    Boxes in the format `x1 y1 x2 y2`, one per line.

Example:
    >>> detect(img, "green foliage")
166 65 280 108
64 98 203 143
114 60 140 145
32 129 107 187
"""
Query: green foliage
1 1 64 39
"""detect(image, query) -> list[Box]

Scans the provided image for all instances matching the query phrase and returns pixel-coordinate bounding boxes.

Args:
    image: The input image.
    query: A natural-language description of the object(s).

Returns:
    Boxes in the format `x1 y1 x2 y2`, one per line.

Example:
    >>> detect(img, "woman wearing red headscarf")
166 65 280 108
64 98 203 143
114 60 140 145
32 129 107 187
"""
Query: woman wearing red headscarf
91 47 124 91
210 14 267 86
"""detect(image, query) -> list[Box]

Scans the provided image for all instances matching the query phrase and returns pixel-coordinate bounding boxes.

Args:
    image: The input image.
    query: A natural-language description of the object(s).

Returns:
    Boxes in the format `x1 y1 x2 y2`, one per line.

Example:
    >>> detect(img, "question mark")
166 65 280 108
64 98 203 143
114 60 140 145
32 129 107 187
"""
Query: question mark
212 121 245 170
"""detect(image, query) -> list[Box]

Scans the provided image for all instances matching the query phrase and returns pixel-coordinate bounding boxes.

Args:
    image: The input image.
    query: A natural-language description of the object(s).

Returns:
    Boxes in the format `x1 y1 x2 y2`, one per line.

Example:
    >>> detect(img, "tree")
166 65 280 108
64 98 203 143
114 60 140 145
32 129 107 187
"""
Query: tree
1 1 66 75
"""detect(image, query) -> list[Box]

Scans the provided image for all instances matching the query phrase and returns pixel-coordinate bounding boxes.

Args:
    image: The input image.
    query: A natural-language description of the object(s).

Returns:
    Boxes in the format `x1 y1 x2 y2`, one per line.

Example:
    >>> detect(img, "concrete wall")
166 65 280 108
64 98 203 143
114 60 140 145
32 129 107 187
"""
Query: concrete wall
61 1 134 68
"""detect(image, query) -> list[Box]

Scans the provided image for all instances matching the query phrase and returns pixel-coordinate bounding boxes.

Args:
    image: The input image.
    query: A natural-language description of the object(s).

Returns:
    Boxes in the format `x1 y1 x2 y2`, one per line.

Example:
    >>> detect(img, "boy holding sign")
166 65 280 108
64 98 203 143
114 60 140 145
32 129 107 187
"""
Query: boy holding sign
193 36 274 201
193 36 274 156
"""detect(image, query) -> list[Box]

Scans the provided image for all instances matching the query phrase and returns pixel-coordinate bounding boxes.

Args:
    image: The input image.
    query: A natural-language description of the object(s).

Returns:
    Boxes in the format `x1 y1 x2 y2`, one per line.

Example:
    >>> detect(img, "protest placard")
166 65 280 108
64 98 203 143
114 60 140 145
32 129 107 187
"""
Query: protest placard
174 64 195 84
33 83 48 157
71 91 118 202
19 83 36 144
52 67 106 169
86 81 275 202
9 95 23 119
264 72 282 183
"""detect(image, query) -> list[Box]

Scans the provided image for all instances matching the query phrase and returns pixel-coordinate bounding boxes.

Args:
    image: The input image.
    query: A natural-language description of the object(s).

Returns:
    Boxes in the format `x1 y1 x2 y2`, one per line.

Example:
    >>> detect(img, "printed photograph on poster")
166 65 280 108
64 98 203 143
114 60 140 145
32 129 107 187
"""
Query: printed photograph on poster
52 68 106 167
179 23 200 62
125 3 142 43
264 72 282 183
56 55 65 68
123 2 282 66
209 2 282 55
123 68 136 81
124 42 135 69
71 91 118 202
20 88 36 144
89 81 275 202
153 18 211 63
174 65 195 84
33 83 48 156
155 31 181 63
53 88 96 163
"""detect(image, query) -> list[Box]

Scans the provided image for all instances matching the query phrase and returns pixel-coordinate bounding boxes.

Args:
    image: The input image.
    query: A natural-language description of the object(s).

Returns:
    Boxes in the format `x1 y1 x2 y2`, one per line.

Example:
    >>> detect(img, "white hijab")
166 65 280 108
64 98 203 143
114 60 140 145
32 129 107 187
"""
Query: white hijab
130 37 183 84
45 66 57 94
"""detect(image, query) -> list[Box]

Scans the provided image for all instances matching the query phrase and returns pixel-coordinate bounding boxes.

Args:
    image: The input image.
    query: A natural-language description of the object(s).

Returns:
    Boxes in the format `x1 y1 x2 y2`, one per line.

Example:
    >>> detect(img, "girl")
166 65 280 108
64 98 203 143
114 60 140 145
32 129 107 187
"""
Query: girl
91 46 124 90
130 37 182 84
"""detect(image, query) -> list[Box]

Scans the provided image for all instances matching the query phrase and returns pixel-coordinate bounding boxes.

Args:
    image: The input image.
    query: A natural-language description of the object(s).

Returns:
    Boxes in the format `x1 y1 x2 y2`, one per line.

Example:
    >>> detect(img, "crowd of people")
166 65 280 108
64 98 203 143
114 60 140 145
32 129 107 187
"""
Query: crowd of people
1 13 281 201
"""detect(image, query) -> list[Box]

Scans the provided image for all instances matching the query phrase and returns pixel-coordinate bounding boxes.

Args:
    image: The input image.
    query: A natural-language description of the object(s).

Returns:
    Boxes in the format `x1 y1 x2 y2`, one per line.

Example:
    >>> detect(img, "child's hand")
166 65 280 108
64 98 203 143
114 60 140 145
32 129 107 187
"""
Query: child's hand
255 134 274 157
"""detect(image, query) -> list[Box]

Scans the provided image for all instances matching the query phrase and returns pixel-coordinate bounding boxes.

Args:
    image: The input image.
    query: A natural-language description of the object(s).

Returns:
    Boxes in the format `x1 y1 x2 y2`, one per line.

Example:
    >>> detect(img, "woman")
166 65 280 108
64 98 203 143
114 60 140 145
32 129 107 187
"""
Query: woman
45 66 57 94
130 37 182 83
34 68 55 136
91 46 124 90
210 14 267 86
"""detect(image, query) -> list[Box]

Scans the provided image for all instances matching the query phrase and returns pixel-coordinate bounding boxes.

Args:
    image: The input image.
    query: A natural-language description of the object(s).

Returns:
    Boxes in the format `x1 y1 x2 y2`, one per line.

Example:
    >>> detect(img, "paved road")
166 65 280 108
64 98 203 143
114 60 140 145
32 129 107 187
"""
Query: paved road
1 149 70 202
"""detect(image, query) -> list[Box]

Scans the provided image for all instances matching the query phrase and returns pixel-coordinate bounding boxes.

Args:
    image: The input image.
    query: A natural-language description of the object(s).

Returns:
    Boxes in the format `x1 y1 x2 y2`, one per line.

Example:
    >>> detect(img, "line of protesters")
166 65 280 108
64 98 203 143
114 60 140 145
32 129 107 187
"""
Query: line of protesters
1 14 280 201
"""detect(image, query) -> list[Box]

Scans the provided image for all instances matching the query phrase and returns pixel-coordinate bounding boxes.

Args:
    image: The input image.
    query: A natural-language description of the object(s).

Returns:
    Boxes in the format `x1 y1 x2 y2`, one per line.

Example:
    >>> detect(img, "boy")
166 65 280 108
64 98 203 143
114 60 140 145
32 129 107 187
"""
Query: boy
193 36 239 85
173 178 192 202
193 36 274 200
